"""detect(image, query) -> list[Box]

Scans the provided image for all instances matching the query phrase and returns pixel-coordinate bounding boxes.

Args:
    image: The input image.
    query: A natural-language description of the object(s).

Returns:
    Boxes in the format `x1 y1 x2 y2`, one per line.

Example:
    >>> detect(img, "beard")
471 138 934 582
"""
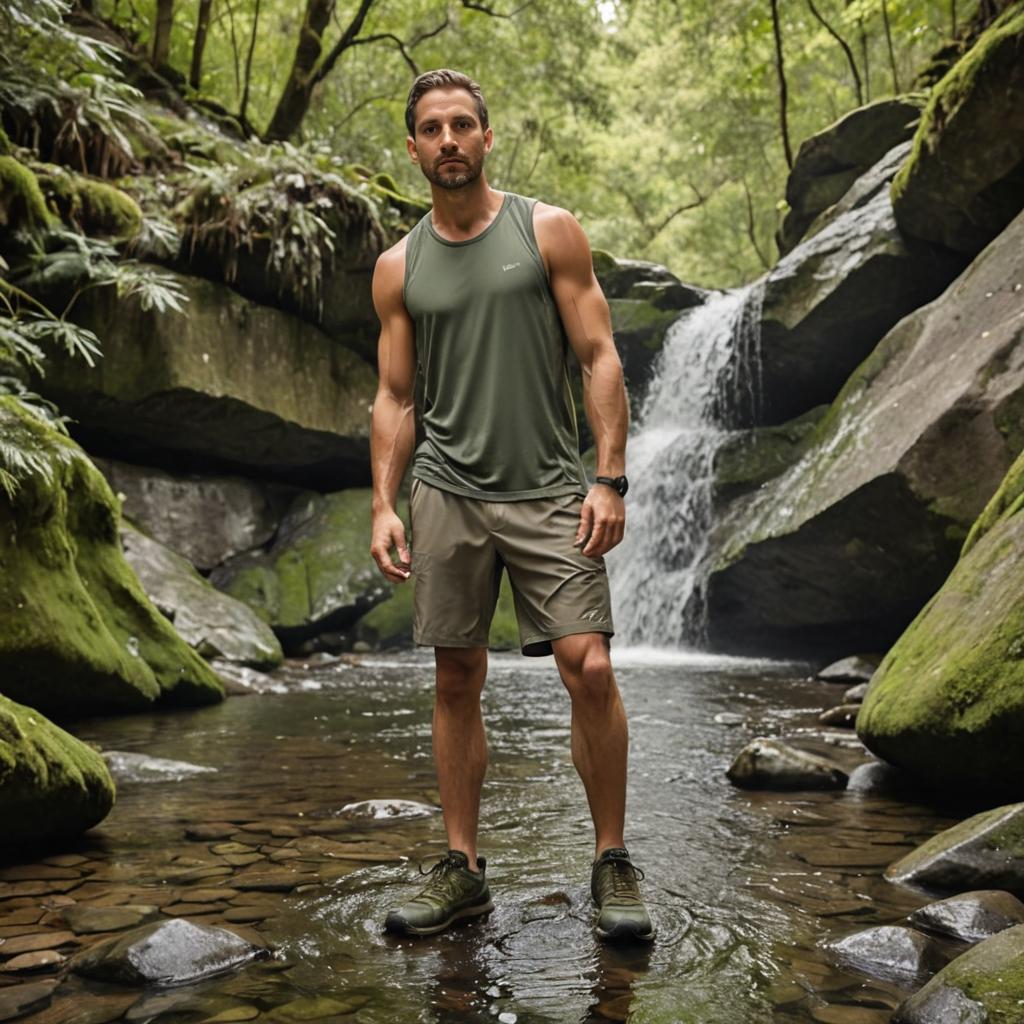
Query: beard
422 154 483 191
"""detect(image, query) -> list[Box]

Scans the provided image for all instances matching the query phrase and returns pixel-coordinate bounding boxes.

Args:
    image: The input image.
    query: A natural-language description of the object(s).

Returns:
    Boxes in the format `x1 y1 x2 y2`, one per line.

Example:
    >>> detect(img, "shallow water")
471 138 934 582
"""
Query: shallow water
2 650 964 1023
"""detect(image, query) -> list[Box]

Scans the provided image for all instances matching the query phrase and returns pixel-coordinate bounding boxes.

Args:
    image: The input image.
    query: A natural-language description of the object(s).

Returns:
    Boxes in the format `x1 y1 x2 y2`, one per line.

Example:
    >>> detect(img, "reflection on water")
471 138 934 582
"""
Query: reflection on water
4 650 966 1023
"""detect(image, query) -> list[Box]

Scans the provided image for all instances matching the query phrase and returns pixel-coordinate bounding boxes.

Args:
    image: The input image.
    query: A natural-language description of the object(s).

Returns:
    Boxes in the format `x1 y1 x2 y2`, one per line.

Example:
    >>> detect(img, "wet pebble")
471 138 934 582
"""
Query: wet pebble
1 949 64 973
817 655 880 683
830 925 944 982
843 682 870 703
0 979 58 1019
0 931 77 956
726 738 848 790
62 904 159 934
337 798 439 820
818 704 860 728
185 824 237 841
713 712 745 726
908 889 1024 943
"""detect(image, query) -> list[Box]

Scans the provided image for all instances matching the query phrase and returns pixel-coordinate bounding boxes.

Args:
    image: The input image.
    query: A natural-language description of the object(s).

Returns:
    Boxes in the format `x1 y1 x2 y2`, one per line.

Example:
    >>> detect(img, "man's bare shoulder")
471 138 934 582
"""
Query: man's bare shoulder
372 235 410 312
532 202 592 271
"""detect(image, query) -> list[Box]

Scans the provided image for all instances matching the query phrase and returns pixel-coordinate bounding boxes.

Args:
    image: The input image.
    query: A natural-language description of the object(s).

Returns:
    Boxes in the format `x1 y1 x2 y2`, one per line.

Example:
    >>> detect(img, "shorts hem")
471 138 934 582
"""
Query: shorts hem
520 622 615 657
414 634 490 650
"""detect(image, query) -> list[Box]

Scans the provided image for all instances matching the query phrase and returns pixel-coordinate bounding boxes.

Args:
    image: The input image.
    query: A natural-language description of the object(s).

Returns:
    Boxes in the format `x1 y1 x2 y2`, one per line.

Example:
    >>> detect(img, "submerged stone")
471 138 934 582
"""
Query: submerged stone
817 656 881 683
725 738 847 790
338 799 439 820
893 924 1024 1023
70 918 266 986
103 751 217 783
885 803 1024 894
909 890 1024 944
830 924 945 982
818 704 859 728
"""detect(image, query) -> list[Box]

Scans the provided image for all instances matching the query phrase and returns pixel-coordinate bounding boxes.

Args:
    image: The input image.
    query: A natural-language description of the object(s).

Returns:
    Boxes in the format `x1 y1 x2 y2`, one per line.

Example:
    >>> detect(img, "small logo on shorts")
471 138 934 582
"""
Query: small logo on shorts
502 262 521 272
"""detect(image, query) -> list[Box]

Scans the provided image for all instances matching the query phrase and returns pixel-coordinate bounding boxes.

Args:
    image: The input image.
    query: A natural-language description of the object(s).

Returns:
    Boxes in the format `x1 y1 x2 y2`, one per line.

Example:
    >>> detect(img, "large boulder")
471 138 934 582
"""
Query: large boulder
91 456 304 571
757 187 965 425
891 5 1024 255
211 488 384 651
0 398 224 717
705 206 1024 655
777 96 924 256
893 924 1024 1023
33 268 377 491
856 449 1024 788
120 522 283 669
0 693 115 846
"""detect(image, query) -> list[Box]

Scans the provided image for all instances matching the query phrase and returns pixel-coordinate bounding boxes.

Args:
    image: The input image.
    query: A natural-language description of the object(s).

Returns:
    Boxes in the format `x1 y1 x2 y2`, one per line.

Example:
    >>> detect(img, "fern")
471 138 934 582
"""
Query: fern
0 380 77 501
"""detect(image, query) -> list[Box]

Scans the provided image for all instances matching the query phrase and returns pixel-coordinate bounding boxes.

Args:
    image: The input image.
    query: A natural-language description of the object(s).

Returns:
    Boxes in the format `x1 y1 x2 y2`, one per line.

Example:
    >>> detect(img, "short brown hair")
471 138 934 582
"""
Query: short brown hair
405 69 489 136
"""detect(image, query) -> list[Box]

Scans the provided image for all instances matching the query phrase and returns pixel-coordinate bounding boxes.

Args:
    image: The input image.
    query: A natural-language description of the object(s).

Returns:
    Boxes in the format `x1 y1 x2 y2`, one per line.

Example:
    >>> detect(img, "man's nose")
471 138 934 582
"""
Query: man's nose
439 126 457 149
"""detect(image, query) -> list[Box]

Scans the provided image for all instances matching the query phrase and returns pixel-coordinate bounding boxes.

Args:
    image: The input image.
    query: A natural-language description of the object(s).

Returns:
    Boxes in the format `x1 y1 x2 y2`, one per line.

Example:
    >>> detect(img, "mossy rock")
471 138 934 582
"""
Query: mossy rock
891 5 1024 254
0 693 115 847
36 166 143 238
857 448 1024 789
0 397 224 719
0 156 55 231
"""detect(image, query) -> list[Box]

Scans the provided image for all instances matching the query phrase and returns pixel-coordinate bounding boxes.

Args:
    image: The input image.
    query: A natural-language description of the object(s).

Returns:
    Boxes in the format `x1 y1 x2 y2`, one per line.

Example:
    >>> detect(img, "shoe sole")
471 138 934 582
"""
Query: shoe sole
595 920 656 943
384 899 494 937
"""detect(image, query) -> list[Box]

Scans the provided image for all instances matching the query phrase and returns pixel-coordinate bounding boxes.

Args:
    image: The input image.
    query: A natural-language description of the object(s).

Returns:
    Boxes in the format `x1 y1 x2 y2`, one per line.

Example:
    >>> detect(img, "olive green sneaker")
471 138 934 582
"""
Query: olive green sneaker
384 850 493 936
591 847 655 942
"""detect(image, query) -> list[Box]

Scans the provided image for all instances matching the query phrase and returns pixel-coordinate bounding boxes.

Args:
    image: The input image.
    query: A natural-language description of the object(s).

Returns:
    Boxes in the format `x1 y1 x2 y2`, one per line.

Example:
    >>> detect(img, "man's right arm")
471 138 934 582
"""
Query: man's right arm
369 242 416 583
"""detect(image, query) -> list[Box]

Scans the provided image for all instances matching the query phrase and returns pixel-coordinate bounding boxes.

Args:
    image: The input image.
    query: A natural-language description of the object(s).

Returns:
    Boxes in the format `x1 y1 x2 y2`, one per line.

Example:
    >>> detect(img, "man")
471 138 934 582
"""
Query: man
368 68 653 943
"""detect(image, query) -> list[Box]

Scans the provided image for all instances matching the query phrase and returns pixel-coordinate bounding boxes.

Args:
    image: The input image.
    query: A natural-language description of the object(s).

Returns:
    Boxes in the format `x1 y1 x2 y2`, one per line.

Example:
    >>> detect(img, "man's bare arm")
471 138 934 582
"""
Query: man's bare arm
534 204 629 558
369 241 417 582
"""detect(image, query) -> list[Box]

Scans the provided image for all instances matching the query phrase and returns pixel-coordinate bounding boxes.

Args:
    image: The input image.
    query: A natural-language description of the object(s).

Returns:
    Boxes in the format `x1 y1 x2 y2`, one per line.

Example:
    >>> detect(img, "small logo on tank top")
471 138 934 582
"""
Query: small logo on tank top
502 262 521 272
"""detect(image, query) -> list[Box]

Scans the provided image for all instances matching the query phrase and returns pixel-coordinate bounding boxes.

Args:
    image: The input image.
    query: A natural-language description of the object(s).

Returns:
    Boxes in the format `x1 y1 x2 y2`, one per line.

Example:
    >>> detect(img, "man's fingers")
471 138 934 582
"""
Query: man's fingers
582 520 606 557
575 502 594 547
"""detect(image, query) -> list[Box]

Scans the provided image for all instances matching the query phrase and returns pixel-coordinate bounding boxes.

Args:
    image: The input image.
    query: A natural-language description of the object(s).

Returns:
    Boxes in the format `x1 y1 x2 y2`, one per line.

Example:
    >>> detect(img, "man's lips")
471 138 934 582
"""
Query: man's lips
439 159 465 169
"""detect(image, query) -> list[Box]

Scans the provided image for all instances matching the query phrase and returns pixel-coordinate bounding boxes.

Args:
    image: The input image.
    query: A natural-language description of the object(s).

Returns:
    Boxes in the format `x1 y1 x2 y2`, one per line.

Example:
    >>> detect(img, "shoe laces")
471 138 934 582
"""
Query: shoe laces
416 853 466 901
599 854 645 901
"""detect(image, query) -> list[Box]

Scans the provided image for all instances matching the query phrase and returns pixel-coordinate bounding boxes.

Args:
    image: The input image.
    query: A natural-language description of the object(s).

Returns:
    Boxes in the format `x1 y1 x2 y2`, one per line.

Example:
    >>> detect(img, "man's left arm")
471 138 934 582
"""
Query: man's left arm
534 203 629 558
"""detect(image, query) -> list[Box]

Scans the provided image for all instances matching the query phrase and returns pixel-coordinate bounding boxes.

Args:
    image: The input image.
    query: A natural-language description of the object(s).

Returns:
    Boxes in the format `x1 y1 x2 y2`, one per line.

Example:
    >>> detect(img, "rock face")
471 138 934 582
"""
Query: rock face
0 398 224 717
70 918 264 985
211 488 384 651
725 738 847 790
885 804 1024 895
705 206 1024 655
34 268 377 491
891 5 1024 255
757 187 966 425
120 522 283 669
0 693 115 846
830 925 944 982
91 456 303 571
818 655 881 683
893 924 1024 1024
856 447 1024 788
909 891 1024 944
777 96 924 256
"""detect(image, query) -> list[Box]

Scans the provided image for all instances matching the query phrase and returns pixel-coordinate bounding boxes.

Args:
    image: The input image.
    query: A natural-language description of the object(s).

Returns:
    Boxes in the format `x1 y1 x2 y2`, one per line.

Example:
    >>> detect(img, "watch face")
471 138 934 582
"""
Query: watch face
617 476 629 497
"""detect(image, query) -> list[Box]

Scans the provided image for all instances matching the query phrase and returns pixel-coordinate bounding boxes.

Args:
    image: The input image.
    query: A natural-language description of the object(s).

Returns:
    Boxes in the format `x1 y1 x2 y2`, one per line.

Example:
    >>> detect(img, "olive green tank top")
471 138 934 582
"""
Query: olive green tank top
403 191 587 501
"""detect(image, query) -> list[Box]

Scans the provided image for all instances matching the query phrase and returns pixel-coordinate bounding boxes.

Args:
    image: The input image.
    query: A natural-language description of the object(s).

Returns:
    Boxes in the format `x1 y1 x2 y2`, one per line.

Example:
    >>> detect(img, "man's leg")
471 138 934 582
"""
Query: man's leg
434 645 489 869
551 632 627 858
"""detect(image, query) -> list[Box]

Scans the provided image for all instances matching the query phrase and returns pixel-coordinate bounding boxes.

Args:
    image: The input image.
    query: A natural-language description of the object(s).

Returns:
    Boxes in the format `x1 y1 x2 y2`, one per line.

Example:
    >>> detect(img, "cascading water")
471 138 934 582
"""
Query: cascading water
607 277 766 647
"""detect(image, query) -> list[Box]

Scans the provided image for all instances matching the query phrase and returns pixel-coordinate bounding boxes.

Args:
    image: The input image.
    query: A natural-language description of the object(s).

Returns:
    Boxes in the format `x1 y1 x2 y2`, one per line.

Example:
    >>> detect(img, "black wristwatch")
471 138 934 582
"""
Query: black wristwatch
595 475 629 497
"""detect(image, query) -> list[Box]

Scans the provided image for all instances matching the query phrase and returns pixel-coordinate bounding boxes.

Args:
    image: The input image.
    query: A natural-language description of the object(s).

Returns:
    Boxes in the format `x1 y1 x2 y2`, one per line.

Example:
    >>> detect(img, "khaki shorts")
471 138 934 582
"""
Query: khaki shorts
409 477 614 656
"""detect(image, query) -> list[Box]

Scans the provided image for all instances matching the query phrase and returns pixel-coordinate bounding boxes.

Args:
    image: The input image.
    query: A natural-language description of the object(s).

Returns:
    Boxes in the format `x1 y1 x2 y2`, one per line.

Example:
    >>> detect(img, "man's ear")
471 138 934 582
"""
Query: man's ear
483 126 494 155
407 135 419 164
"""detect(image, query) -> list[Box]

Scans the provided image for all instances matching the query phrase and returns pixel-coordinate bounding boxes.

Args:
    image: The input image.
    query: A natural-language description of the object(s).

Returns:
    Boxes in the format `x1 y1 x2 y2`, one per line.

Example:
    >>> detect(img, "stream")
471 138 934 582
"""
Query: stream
1 649 963 1024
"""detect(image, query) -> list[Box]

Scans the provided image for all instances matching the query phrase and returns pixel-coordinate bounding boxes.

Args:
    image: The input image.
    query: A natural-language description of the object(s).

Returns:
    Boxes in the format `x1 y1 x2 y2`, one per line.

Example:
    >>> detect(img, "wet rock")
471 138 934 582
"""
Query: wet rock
846 760 911 795
893 924 1024 1023
103 751 217 783
909 890 1024 943
818 705 859 728
0 931 77 955
70 917 266 986
208 661 286 695
120 523 283 670
201 1008 260 1023
713 712 745 727
818 656 880 683
886 803 1024 894
706 207 1024 657
830 925 944 982
91 456 301 571
857 449 1024 789
0 979 57 1020
185 823 237 841
0 694 115 847
33 267 377 491
0 398 225 717
266 995 370 1020
1 950 64 972
62 904 159 934
210 489 387 653
338 798 440 820
892 7 1024 255
725 738 847 790
843 683 870 704
776 96 923 256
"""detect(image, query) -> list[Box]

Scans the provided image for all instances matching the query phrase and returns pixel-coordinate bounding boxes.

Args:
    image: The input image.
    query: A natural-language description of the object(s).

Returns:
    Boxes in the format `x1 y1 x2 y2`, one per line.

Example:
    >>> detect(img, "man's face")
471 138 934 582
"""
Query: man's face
407 86 492 191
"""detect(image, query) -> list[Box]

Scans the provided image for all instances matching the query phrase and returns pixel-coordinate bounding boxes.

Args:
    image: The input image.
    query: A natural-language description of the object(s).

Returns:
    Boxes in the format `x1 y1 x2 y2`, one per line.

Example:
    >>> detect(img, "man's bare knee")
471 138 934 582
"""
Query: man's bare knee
435 646 487 704
553 635 615 703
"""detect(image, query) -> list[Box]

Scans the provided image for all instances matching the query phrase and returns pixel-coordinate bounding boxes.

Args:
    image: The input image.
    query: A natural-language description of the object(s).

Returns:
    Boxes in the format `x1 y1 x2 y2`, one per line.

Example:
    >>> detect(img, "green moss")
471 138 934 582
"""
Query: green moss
607 298 679 348
0 125 11 156
591 248 617 274
933 925 1024 1016
0 156 55 230
962 448 1024 556
0 397 223 718
38 166 142 238
0 692 115 846
353 582 414 649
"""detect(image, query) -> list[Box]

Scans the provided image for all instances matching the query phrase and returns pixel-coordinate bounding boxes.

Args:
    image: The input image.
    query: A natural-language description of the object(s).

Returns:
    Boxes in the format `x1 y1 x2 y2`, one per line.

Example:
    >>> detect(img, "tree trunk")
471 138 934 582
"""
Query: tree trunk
880 0 900 93
807 0 863 105
189 0 214 90
769 0 794 169
152 0 175 68
264 0 337 142
239 0 261 128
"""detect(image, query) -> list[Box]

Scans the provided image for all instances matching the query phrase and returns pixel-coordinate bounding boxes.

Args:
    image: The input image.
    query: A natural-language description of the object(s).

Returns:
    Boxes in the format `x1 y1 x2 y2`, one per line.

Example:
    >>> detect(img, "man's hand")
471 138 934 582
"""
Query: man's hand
574 486 625 558
370 508 412 582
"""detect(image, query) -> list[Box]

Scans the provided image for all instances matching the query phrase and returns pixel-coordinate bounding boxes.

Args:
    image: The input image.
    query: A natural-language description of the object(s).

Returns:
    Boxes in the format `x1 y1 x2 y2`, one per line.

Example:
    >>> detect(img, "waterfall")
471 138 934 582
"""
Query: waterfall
607 278 766 648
